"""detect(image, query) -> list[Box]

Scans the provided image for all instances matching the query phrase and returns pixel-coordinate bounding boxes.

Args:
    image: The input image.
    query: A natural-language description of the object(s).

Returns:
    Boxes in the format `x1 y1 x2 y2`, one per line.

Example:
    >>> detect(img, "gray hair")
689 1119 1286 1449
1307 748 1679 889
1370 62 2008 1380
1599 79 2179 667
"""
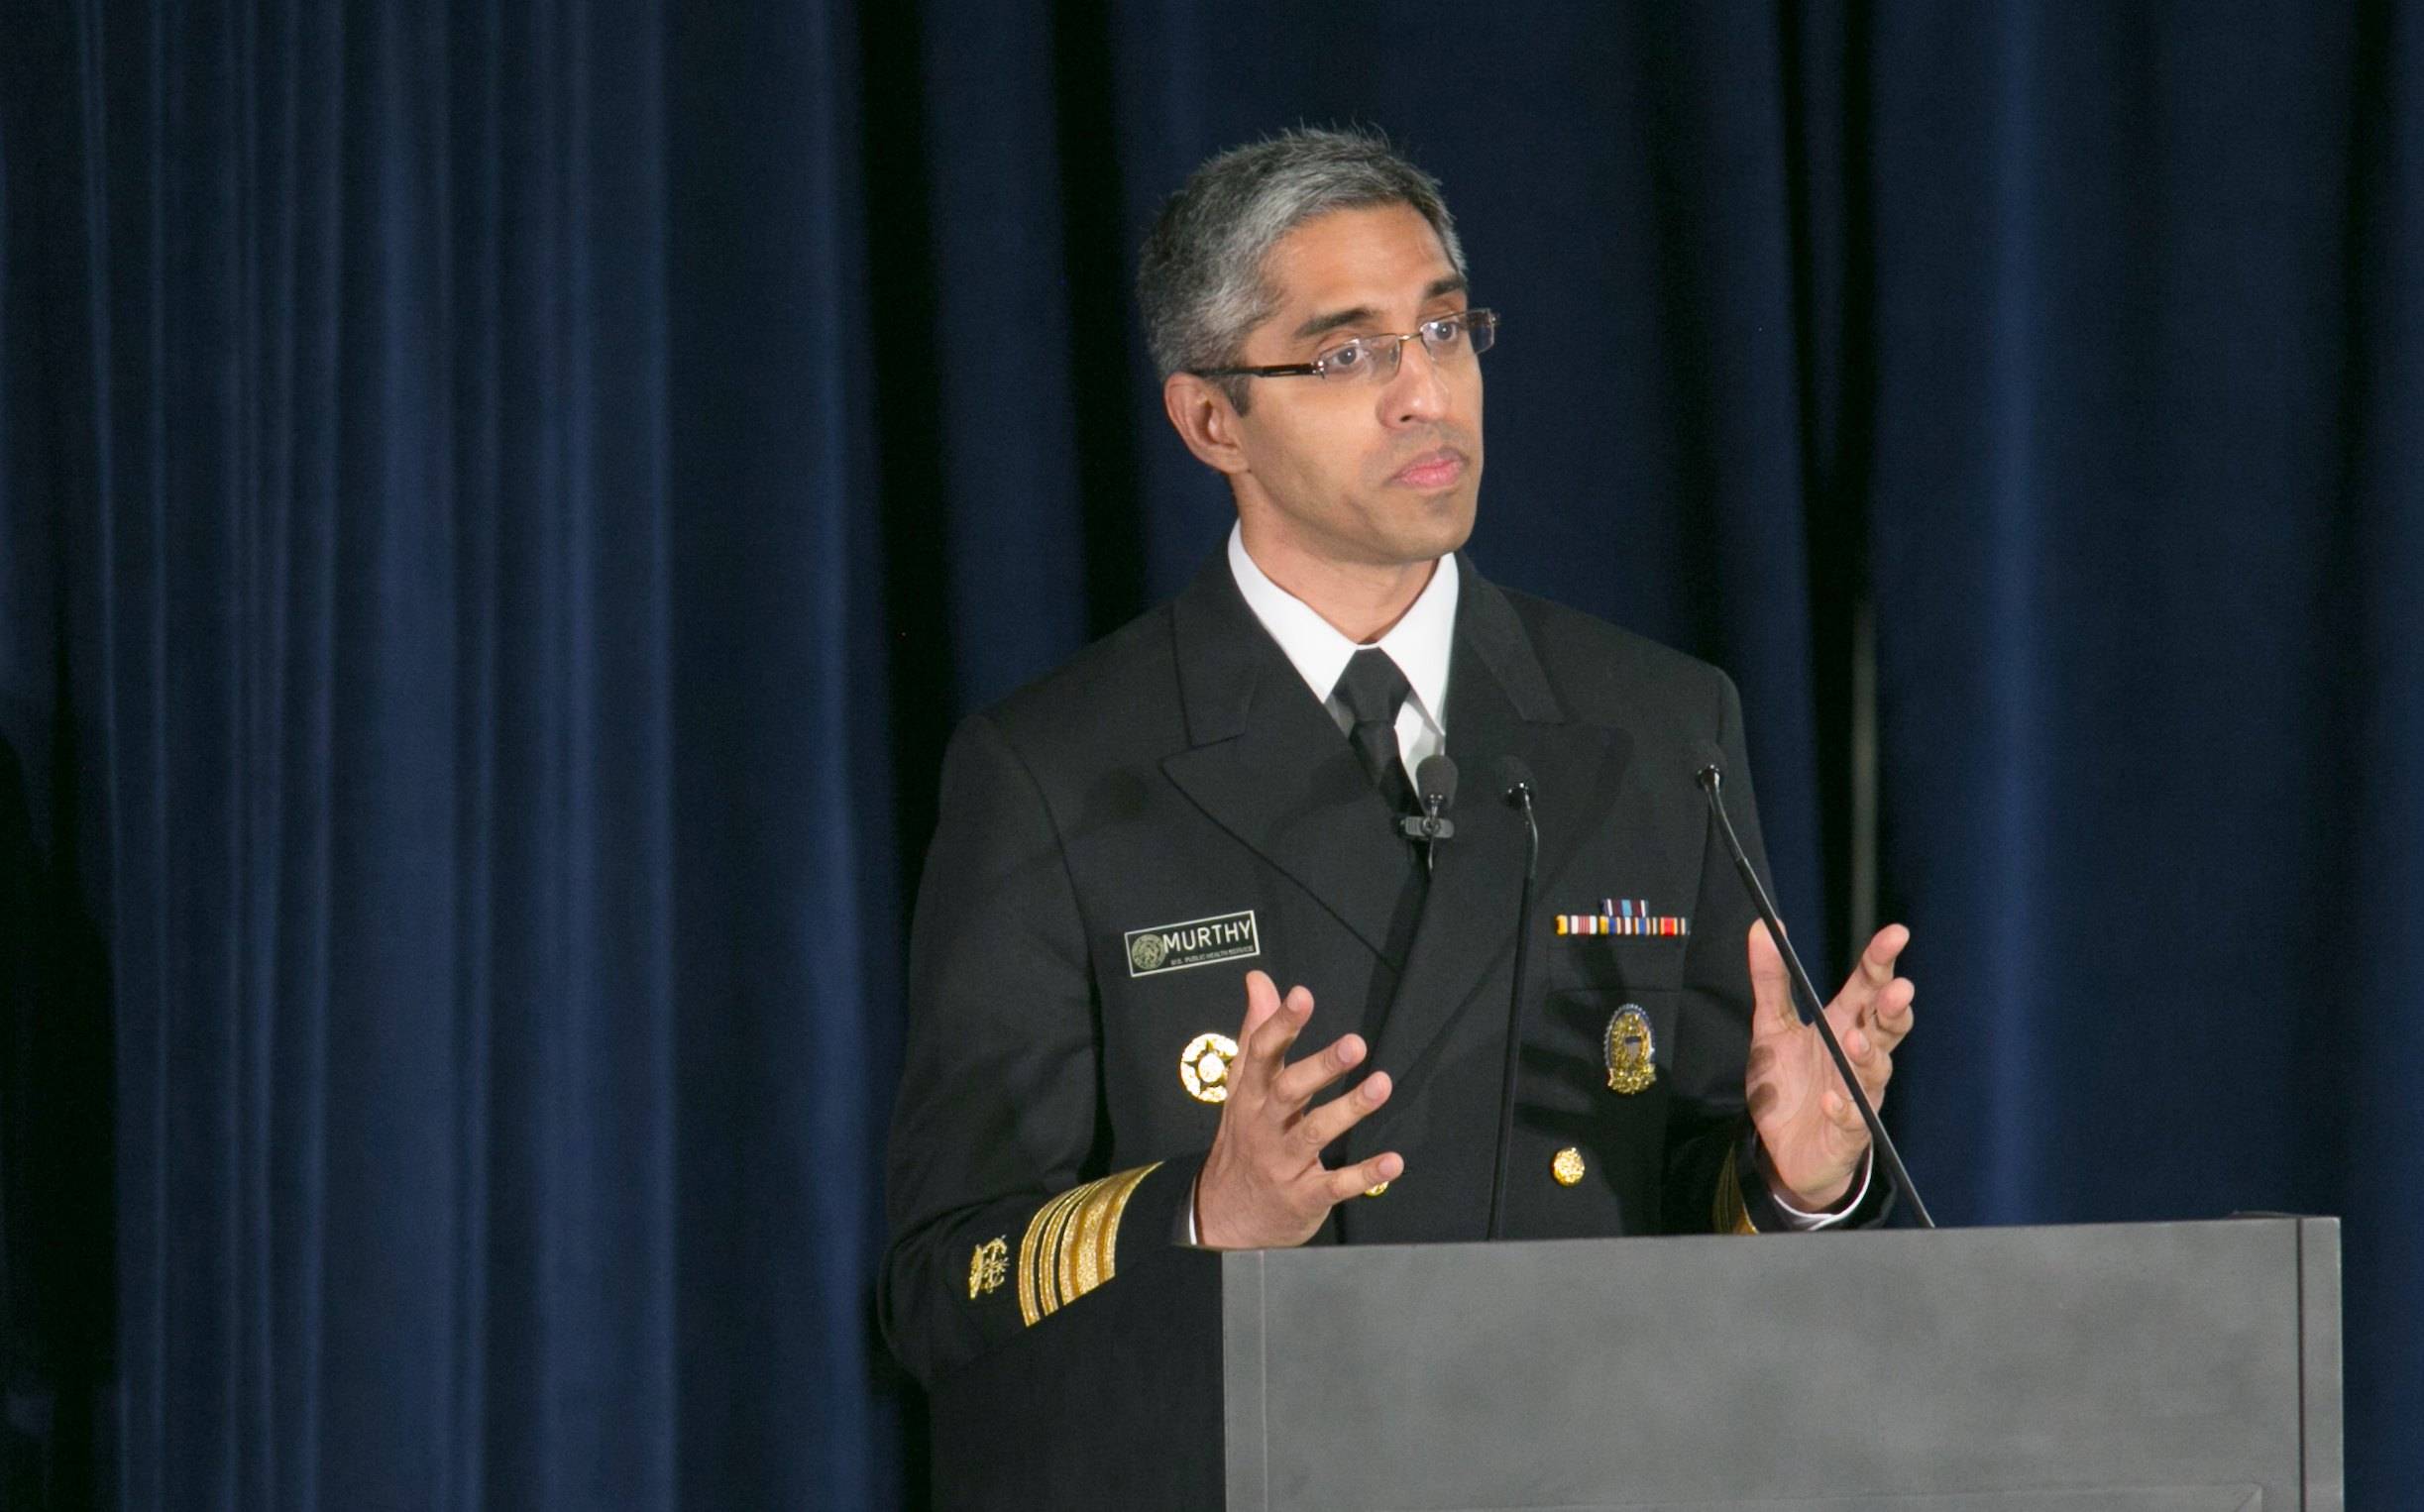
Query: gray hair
1137 127 1467 407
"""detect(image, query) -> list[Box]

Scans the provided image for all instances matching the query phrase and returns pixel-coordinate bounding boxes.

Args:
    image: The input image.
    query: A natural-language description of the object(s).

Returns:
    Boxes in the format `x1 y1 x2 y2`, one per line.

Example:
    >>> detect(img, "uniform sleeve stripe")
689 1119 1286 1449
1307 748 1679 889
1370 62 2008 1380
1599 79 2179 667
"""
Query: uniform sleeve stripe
1712 1144 1760 1236
1015 1162 1166 1326
1035 1182 1090 1319
1094 1162 1157 1285
1018 1184 1088 1326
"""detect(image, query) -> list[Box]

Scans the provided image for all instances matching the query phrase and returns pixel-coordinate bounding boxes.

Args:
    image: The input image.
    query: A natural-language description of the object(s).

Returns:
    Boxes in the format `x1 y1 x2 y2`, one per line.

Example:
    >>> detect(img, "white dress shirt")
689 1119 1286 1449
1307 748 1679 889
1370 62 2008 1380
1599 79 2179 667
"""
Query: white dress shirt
1209 523 1867 1232
1225 522 1456 781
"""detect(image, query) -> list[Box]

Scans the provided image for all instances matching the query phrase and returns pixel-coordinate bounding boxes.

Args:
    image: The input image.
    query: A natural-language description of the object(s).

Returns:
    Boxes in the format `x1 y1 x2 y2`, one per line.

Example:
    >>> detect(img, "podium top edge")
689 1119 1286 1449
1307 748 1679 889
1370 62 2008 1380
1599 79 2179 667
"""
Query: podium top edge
1215 1214 2339 1265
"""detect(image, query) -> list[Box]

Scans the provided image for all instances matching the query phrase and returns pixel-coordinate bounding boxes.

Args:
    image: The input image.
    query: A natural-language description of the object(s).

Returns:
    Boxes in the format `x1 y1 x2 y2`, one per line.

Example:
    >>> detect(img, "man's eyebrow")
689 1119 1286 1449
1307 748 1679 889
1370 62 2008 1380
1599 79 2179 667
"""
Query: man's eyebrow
1291 304 1380 342
1287 276 1472 343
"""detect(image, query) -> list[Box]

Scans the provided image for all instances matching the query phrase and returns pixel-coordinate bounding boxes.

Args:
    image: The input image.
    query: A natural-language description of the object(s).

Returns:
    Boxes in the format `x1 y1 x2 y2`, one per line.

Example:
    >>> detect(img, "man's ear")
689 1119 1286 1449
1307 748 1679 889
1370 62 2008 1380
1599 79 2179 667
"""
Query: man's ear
1161 373 1251 477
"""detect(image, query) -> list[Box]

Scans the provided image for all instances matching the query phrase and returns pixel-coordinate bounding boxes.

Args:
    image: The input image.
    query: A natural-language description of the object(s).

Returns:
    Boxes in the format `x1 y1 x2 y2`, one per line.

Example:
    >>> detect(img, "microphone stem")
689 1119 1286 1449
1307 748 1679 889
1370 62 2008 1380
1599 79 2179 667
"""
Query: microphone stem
1487 788 1539 1241
1701 777 1935 1230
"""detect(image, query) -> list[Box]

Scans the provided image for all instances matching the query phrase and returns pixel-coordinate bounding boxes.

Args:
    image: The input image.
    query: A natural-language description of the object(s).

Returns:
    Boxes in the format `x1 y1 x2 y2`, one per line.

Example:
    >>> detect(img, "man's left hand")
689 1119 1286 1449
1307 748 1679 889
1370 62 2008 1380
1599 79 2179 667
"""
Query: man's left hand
1743 920 1916 1210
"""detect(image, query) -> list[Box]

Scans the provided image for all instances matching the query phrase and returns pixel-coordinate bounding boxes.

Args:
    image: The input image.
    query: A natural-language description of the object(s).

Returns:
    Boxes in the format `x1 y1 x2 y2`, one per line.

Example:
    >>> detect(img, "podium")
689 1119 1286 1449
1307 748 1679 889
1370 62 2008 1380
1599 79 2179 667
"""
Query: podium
931 1217 2340 1510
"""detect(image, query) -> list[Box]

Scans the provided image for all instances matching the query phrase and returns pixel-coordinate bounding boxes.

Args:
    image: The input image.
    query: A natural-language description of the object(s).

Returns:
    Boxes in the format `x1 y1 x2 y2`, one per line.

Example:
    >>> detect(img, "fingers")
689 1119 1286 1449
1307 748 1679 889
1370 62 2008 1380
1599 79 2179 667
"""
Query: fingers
1269 1029 1367 1108
1287 1070 1391 1154
1868 973 1916 1049
1747 926 1916 1201
1835 1034 1893 1108
1745 920 1796 1031
1829 927 1905 1019
1236 972 1383 1114
1237 972 1369 1115
1825 925 1916 1056
1856 923 1910 986
1235 976 1313 1097
1322 1150 1404 1204
1822 1085 1861 1134
1828 984 1899 1108
1237 969 1284 1043
1203 971 1413 1247
1858 977 1915 1057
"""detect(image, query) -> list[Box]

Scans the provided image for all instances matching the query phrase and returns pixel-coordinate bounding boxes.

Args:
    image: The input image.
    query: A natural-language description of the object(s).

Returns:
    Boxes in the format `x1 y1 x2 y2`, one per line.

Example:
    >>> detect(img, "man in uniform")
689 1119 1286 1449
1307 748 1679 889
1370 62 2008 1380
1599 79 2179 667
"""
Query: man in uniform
881 129 1916 1389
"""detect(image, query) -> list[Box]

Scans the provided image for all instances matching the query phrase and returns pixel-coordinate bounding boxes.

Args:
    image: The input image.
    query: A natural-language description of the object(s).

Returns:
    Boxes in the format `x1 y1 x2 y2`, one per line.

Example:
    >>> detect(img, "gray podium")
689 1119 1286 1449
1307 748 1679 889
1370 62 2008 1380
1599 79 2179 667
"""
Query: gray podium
931 1218 2341 1510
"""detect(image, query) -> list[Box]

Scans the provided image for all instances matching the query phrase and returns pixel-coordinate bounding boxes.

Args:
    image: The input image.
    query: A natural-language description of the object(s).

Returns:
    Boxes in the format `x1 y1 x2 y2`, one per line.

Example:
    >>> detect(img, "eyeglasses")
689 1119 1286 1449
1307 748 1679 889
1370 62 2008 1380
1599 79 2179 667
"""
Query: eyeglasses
1192 308 1498 385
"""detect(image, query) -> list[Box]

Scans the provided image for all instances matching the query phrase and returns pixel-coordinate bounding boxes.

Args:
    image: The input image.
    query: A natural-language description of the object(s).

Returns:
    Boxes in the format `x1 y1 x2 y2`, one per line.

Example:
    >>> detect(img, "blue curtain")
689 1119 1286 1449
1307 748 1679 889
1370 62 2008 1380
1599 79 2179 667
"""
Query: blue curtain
2 1 901 1505
1865 0 2423 1478
1 1 2413 1506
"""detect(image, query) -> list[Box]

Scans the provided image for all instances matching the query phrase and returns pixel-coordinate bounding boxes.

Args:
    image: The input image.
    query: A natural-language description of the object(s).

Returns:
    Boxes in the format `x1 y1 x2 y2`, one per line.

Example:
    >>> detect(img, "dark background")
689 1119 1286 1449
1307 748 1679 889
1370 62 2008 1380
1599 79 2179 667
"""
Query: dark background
2 1 2416 1506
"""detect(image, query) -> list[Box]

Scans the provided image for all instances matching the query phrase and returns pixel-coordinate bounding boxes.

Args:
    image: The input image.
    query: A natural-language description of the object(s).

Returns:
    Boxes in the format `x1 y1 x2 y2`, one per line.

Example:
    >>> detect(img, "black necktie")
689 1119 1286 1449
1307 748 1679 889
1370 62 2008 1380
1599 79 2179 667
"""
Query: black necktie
1333 648 1420 816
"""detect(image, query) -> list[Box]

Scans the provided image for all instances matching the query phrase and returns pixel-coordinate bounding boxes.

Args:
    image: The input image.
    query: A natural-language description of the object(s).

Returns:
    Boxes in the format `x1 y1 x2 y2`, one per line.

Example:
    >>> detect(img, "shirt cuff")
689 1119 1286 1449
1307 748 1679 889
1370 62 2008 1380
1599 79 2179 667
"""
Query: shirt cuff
1763 1145 1875 1230
1174 1171 1201 1245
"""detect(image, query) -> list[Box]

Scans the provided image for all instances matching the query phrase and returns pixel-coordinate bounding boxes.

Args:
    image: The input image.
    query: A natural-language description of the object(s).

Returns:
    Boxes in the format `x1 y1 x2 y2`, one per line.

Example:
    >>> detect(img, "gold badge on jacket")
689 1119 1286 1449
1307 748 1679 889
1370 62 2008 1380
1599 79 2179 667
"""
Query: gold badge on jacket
1178 1031 1240 1103
1604 1003 1657 1094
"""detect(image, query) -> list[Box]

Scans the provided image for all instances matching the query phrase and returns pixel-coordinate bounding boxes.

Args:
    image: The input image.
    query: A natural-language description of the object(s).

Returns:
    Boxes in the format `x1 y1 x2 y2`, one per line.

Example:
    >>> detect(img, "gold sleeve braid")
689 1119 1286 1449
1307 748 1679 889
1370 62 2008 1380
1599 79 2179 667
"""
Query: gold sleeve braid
1017 1162 1164 1326
1711 1143 1761 1235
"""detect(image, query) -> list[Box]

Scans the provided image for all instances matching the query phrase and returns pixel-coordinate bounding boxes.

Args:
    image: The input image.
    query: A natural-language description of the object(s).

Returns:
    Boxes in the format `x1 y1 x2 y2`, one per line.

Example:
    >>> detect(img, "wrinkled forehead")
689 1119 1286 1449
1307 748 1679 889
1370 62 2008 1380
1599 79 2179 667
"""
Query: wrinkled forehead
1257 203 1466 337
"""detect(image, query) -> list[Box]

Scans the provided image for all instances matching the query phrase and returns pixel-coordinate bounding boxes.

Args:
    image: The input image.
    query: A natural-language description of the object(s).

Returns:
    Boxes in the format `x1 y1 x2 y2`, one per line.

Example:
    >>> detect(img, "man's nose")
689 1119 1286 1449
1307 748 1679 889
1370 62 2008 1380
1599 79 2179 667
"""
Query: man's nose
1379 337 1451 426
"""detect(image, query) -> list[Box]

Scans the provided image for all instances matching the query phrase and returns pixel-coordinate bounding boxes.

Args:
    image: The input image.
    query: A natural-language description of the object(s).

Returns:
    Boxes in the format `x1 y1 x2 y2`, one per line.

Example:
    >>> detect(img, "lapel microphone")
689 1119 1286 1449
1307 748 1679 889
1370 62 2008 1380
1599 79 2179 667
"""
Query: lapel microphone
1400 754 1458 874
1487 756 1540 1240
1400 754 1459 842
1694 743 1934 1229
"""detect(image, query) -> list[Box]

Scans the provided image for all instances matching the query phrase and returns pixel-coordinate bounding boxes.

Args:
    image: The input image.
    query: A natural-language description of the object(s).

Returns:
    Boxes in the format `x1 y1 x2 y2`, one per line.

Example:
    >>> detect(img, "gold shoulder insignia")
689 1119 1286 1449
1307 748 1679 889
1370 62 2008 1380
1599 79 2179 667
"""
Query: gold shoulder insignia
1016 1162 1163 1326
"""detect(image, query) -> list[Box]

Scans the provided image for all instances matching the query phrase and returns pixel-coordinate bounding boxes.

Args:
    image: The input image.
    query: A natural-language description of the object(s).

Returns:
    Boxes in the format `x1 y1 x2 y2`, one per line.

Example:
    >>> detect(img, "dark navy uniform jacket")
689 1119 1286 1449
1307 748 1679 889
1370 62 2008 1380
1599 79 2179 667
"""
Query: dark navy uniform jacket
881 550 1875 1388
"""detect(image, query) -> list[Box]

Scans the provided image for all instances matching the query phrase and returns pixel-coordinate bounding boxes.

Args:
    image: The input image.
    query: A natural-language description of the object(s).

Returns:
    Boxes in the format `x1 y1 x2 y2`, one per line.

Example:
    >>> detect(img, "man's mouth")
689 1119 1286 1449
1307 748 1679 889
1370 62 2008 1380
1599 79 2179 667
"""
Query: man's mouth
1391 449 1466 489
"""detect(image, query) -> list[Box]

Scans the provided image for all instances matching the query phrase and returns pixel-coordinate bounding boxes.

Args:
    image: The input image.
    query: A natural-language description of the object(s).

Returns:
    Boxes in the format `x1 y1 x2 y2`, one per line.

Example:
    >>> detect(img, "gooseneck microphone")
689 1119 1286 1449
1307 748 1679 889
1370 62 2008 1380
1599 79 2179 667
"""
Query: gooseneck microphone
1694 744 1934 1229
1486 756 1541 1240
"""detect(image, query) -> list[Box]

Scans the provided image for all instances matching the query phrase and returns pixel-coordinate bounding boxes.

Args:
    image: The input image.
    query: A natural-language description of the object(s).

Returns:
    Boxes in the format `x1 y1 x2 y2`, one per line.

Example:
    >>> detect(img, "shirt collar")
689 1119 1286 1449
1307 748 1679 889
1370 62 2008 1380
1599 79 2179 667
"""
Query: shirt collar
1225 521 1459 730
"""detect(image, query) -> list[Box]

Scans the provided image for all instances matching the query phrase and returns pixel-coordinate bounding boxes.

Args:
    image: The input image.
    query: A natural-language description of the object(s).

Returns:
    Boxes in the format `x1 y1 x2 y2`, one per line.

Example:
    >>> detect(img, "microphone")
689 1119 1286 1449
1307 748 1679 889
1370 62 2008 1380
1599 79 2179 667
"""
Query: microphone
1397 754 1460 843
1693 743 1935 1229
1486 756 1541 1240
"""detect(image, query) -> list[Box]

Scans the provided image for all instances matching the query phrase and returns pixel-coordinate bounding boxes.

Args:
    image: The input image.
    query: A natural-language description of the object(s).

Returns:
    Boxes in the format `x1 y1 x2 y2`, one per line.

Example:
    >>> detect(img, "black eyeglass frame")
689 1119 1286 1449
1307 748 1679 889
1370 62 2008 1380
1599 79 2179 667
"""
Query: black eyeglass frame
1190 308 1499 382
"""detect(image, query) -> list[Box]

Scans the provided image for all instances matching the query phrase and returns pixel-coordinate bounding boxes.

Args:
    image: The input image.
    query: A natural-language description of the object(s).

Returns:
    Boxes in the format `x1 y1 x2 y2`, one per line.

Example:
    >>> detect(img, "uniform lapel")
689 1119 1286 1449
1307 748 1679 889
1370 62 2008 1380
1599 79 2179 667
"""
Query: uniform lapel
1160 556 1421 967
1361 562 1638 1118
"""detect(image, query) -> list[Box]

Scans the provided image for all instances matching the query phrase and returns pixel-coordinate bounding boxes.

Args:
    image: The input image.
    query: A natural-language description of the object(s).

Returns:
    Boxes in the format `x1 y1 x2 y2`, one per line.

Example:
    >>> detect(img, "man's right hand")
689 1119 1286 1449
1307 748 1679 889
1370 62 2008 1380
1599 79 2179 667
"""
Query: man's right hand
1193 969 1404 1249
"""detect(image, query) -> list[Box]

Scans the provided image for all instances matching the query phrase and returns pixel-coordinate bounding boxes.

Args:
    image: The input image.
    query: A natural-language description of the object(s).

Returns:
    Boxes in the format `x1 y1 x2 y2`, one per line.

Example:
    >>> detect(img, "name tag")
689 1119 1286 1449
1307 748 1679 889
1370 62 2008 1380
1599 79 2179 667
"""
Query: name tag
1125 910 1261 977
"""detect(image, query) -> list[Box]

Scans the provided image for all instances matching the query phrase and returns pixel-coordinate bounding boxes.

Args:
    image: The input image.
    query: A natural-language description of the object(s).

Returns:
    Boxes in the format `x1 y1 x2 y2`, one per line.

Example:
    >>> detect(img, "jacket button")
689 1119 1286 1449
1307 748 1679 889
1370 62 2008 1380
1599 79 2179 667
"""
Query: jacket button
1551 1147 1587 1186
